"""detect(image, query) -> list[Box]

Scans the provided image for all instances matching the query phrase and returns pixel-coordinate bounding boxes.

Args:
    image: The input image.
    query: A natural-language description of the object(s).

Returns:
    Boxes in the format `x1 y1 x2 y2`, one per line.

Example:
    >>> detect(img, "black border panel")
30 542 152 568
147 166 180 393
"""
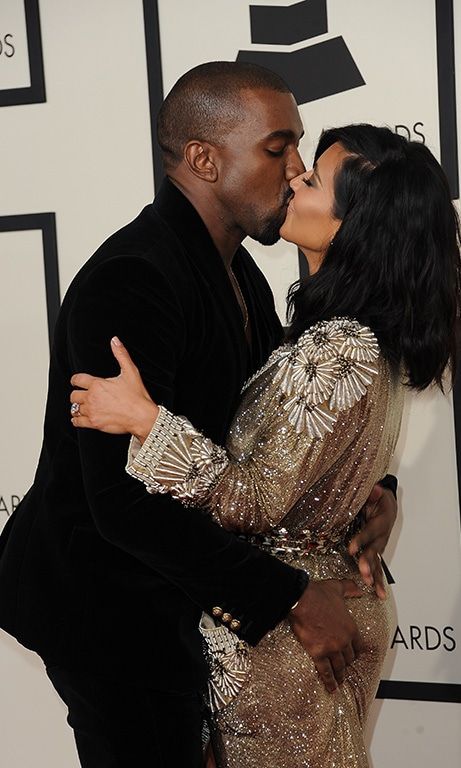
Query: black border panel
142 0 164 189
0 0 46 107
377 680 461 704
453 363 461 523
0 213 60 350
435 0 459 199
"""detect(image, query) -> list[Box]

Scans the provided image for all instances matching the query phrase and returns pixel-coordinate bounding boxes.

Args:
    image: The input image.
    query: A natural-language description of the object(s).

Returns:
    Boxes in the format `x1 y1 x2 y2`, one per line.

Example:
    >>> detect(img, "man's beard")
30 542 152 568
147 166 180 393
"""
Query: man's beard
253 193 292 245
254 217 283 245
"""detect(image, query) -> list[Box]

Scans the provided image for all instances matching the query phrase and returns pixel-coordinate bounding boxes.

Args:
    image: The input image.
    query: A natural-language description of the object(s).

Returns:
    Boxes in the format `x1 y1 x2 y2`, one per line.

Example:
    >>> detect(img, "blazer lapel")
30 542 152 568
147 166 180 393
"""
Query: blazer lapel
152 179 250 380
233 247 285 375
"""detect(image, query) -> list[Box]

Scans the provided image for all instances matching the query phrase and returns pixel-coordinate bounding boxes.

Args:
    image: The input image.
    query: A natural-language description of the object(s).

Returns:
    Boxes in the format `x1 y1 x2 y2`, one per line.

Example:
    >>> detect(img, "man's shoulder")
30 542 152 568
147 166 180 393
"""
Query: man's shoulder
89 203 177 268
68 203 187 291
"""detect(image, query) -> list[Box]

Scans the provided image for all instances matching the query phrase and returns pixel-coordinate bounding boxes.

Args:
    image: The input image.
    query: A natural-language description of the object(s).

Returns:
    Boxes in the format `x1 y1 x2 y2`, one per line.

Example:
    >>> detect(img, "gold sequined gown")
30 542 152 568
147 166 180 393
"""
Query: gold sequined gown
126 318 404 768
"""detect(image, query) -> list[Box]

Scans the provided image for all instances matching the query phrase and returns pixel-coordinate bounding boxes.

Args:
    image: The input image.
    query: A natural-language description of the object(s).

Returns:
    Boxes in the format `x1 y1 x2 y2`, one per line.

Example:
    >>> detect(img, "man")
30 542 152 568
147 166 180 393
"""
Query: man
0 62 396 767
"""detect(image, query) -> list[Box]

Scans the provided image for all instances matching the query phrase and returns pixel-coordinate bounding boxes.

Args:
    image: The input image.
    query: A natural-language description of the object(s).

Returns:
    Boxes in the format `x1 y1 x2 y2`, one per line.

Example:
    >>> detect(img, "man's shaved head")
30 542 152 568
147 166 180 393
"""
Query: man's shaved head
157 61 291 167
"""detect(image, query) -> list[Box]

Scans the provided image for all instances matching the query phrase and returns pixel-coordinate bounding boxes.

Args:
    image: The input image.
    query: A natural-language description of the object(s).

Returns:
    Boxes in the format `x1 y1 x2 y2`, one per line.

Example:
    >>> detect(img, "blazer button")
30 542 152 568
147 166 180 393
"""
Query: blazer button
230 619 241 631
212 607 223 618
222 612 232 623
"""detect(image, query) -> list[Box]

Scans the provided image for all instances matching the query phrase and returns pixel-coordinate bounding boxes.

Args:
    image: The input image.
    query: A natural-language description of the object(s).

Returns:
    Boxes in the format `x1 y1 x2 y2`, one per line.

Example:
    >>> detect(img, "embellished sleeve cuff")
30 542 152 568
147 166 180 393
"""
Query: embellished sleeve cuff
126 406 185 495
126 405 229 505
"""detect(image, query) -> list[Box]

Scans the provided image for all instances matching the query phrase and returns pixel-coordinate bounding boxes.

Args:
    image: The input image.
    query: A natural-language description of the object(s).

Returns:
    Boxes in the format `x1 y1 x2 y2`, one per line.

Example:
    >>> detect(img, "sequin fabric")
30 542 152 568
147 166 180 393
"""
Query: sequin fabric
127 318 404 767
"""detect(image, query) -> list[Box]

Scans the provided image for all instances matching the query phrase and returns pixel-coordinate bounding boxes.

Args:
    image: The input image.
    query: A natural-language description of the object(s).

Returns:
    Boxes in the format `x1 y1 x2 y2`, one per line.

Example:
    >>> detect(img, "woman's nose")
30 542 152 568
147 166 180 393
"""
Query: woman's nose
289 172 307 191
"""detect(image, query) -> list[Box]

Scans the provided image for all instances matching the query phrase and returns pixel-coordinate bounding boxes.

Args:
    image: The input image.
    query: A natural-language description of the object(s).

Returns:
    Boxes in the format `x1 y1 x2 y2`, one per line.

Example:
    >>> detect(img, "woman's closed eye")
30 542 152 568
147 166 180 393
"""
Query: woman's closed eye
303 176 314 187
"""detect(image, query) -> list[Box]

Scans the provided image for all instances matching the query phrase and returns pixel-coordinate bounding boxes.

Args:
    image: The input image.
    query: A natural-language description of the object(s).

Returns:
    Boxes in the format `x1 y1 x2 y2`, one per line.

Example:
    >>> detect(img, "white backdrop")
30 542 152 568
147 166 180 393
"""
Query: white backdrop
0 1 460 766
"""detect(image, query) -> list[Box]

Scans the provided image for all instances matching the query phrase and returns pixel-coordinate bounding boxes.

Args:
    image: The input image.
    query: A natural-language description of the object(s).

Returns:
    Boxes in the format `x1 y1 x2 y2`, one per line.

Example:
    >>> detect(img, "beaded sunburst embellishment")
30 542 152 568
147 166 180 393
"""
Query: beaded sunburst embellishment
274 318 379 436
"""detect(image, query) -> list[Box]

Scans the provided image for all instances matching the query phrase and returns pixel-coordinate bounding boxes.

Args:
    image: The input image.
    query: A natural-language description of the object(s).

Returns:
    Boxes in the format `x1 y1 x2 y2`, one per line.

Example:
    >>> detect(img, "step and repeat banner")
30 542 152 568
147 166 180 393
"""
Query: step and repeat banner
0 1 460 766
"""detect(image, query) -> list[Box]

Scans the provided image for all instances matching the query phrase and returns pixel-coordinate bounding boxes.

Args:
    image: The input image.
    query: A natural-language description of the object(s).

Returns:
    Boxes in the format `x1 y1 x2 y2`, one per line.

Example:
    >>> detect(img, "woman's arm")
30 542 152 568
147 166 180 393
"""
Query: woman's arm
71 320 394 594
123 320 381 535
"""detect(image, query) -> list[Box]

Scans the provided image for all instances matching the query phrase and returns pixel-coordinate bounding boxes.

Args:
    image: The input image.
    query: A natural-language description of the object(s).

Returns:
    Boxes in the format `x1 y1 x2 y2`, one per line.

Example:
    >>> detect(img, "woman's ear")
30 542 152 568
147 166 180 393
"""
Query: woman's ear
183 141 218 182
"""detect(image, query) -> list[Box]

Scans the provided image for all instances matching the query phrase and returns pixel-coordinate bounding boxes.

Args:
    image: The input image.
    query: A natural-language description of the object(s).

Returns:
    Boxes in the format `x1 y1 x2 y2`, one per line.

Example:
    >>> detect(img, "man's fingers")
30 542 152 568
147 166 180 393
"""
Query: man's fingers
349 523 377 556
350 484 396 558
355 545 376 585
329 652 346 686
205 742 218 768
342 643 355 667
339 579 363 599
363 552 387 599
289 579 364 694
348 527 366 557
373 567 387 600
349 524 386 559
365 483 383 506
352 549 387 598
314 658 338 693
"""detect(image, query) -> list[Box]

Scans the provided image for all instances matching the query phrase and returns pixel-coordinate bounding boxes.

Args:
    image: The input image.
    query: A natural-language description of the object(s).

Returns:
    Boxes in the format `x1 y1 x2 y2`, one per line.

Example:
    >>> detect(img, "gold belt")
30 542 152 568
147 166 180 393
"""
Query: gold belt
241 527 343 558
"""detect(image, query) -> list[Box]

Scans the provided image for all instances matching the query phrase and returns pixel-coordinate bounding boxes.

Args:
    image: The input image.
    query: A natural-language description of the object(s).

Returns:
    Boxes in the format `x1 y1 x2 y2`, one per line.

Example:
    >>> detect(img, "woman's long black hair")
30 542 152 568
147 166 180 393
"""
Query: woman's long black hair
286 124 461 390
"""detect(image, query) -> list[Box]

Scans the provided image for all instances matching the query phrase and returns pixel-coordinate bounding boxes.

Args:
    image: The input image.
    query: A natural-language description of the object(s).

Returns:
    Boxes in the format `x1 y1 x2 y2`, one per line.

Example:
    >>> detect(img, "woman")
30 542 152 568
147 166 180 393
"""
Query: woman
70 125 460 767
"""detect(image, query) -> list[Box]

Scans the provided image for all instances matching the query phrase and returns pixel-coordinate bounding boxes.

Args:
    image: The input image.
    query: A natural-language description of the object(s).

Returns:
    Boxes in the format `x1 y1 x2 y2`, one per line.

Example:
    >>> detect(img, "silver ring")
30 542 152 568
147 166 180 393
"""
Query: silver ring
70 402 80 417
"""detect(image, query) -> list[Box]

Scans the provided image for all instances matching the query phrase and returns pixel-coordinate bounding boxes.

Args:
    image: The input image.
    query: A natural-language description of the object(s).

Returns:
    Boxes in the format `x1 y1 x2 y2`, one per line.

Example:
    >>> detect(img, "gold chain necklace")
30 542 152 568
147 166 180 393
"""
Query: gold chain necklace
229 268 249 331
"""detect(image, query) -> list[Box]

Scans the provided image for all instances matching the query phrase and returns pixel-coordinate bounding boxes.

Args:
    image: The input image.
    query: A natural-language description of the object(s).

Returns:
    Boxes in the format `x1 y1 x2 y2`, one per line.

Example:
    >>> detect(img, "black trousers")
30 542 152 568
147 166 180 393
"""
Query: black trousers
45 664 205 768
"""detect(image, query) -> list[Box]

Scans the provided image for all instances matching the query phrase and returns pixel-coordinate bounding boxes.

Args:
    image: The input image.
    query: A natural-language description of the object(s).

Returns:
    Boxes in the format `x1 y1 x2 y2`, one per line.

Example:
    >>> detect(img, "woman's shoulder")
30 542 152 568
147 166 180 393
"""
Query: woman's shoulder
296 317 379 358
272 317 382 435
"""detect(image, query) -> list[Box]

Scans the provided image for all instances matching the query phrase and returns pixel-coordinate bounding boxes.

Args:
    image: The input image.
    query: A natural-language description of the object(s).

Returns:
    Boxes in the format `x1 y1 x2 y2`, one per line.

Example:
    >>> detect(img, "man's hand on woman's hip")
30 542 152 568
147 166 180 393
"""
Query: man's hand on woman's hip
289 578 363 693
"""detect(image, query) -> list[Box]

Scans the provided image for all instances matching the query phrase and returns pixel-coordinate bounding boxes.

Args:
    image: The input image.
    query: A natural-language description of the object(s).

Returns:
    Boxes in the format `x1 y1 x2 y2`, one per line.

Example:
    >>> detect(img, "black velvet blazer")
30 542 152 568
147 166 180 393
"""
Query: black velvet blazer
0 179 307 690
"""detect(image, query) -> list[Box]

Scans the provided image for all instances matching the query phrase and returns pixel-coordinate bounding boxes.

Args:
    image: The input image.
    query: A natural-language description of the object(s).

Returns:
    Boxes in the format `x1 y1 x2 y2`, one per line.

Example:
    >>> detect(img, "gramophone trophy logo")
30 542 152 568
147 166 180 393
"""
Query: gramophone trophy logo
237 0 365 105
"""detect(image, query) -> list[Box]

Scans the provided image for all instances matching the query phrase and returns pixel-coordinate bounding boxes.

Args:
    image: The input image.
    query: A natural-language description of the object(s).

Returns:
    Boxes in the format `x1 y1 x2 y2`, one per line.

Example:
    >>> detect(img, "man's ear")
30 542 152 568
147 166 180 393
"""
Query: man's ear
184 141 219 182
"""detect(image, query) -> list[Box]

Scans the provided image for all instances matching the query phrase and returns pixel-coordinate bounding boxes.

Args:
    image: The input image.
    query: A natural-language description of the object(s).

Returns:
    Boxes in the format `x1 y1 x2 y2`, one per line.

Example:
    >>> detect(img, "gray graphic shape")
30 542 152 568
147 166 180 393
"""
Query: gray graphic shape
250 0 328 45
239 1 364 105
237 37 365 105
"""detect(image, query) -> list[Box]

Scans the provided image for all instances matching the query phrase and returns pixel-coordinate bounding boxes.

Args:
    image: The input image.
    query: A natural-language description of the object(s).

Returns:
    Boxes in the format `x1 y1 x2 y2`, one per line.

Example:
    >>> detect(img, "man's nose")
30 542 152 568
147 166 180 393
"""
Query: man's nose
285 147 305 180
